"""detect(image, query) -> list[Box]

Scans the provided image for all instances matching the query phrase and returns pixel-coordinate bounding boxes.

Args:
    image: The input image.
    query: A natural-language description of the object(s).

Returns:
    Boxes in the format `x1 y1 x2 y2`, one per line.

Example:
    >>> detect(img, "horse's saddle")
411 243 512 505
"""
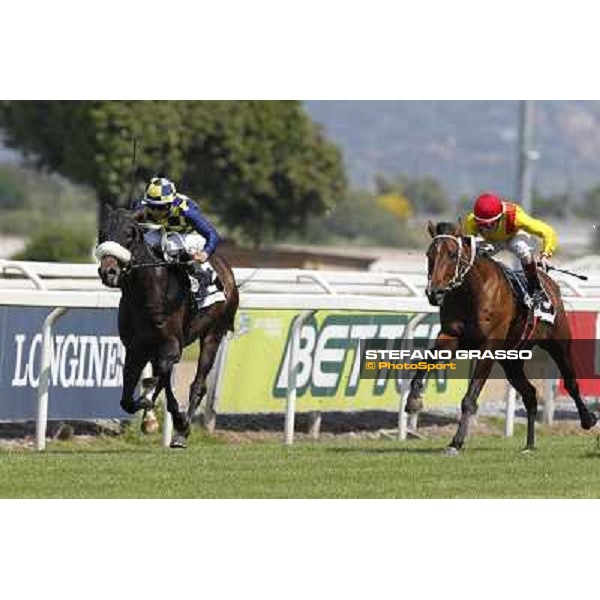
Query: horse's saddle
495 260 555 324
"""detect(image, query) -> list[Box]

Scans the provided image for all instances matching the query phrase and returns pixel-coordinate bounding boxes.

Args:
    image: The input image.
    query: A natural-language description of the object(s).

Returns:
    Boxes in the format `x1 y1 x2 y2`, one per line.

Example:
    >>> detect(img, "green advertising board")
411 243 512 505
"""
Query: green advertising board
217 310 468 413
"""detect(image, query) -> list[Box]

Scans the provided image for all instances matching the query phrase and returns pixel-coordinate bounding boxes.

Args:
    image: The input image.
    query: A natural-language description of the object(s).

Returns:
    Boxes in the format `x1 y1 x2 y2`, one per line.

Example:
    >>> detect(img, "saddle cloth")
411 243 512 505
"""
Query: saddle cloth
189 262 226 310
142 227 226 310
495 260 555 324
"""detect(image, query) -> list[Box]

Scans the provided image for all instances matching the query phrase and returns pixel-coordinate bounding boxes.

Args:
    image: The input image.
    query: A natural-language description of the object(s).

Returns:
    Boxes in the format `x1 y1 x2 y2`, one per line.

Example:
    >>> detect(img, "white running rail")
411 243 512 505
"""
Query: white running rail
2 259 600 449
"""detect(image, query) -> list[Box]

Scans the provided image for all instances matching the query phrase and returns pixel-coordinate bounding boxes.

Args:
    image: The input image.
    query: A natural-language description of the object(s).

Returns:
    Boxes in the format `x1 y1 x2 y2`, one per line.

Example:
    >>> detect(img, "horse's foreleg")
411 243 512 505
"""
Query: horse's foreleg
545 339 597 430
406 333 458 413
499 359 538 450
187 331 223 422
448 357 494 453
120 346 150 414
153 337 190 447
162 371 190 448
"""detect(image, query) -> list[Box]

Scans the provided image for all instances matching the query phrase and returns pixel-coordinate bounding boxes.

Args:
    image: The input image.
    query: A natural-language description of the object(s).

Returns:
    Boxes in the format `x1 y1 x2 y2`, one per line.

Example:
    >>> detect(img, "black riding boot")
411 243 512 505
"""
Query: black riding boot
523 261 545 308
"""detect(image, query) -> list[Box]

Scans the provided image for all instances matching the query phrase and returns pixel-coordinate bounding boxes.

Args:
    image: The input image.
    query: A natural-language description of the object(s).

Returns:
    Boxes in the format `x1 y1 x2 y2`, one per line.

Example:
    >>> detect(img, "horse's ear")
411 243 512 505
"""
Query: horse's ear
427 220 436 238
457 217 464 235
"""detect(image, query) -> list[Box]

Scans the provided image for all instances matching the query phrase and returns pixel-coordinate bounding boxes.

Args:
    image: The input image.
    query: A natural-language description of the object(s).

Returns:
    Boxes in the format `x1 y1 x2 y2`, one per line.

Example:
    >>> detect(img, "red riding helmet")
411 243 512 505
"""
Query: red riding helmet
474 193 504 223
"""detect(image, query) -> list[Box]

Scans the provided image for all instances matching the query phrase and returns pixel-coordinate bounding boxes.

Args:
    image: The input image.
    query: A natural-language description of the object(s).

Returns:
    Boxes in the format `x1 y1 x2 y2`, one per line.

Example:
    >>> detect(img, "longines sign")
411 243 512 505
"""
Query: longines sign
0 307 128 419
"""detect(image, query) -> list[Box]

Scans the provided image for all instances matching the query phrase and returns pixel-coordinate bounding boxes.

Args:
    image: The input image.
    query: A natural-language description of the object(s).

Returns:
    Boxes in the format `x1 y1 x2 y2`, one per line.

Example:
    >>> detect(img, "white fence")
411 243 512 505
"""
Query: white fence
1 258 600 450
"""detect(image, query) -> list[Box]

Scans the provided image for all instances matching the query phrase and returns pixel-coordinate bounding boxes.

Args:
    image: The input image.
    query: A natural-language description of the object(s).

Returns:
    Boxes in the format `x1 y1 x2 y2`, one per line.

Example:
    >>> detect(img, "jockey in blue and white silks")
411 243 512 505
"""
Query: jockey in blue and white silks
135 176 220 263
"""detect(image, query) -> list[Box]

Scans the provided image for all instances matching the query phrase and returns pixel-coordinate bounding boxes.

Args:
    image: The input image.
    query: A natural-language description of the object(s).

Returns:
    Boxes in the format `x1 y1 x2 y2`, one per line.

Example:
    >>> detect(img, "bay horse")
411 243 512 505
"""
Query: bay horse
406 220 597 454
96 207 239 448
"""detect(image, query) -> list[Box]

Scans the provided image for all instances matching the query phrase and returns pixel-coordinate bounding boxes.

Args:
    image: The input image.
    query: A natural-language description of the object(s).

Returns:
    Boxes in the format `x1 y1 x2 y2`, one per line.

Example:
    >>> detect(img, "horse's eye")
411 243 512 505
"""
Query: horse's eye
449 252 458 260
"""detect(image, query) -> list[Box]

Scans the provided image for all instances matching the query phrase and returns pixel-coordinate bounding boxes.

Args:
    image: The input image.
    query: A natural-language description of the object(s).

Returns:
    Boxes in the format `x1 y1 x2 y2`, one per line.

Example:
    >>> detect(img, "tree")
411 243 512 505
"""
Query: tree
0 101 346 246
181 101 346 246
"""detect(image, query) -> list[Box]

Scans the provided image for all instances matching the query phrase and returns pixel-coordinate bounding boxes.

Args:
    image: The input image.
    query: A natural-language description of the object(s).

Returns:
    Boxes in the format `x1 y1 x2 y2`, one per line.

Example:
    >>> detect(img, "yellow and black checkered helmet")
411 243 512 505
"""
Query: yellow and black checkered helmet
142 177 177 207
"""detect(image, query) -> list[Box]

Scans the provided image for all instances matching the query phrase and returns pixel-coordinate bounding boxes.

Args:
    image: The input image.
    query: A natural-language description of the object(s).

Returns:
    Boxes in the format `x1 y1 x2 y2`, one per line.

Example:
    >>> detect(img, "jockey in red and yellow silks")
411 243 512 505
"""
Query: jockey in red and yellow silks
464 193 557 309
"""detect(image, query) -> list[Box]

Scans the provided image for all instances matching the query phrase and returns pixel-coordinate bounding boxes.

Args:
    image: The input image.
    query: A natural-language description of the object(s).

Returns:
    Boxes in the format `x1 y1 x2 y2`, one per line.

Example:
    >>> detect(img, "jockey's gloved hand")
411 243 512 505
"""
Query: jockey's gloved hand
540 253 550 272
477 242 495 257
194 250 209 263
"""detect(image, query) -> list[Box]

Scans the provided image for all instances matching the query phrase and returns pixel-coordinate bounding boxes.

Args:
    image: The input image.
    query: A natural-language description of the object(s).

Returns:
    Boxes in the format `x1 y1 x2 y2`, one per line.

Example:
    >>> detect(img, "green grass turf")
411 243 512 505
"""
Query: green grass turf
1 427 600 498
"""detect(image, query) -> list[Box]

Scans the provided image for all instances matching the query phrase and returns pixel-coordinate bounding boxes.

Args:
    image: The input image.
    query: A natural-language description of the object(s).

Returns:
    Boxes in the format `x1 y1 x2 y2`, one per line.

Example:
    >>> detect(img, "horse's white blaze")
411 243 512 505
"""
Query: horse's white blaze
94 241 132 264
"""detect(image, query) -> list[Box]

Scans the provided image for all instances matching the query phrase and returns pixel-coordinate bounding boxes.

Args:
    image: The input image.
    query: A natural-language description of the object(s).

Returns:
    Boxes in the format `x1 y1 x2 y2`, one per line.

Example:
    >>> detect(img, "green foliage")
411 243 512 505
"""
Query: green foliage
375 174 450 214
292 189 425 248
0 166 26 209
13 224 95 263
0 167 96 238
0 101 346 247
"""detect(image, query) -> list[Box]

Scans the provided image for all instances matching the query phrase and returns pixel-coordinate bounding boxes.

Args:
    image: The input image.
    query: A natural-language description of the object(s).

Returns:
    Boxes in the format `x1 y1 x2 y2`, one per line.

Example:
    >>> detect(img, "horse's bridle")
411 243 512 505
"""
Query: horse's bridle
428 234 477 295
95 241 132 264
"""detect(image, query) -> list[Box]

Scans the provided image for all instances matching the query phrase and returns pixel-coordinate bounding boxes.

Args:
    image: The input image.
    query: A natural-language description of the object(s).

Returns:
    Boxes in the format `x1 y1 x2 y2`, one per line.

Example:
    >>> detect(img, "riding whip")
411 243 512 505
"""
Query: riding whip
128 136 140 209
539 263 588 281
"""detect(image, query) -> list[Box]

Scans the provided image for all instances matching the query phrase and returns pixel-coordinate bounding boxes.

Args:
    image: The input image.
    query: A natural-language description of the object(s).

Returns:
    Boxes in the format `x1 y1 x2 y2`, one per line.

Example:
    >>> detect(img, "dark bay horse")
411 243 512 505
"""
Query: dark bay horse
407 220 597 454
96 207 239 448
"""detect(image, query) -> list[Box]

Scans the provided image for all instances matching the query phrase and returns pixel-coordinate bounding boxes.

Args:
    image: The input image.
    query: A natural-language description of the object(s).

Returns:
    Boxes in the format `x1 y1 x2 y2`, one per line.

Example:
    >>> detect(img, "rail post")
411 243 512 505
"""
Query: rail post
504 385 517 437
307 411 322 439
36 307 68 451
285 310 316 445
204 333 231 433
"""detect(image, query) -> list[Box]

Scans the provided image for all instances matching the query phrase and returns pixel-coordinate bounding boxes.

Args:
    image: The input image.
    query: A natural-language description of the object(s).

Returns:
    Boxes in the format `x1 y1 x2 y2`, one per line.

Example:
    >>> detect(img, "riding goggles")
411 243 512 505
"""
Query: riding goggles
476 218 501 231
143 201 171 211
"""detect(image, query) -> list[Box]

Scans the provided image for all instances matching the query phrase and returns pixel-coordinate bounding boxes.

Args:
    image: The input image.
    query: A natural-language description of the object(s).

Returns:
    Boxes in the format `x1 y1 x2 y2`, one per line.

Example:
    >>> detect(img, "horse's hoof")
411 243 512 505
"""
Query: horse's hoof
405 394 423 414
521 447 536 455
172 413 191 437
583 413 598 430
141 410 159 434
444 446 460 457
120 400 137 415
122 397 153 414
169 434 187 449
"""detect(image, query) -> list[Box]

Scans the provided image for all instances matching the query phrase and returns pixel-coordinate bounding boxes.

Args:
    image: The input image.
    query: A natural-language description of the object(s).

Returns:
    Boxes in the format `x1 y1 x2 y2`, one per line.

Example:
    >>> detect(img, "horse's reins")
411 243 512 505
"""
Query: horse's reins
95 240 192 277
125 259 193 272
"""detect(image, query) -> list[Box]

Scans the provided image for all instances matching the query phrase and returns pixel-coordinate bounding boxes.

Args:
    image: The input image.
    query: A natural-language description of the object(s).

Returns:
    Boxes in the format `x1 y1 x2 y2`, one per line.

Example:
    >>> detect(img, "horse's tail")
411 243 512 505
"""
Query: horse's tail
210 252 239 333
224 284 239 333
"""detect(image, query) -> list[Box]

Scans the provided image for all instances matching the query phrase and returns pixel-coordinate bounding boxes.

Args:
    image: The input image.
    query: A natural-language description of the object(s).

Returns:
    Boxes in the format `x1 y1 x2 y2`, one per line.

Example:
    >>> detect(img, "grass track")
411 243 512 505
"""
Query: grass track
1 428 600 498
